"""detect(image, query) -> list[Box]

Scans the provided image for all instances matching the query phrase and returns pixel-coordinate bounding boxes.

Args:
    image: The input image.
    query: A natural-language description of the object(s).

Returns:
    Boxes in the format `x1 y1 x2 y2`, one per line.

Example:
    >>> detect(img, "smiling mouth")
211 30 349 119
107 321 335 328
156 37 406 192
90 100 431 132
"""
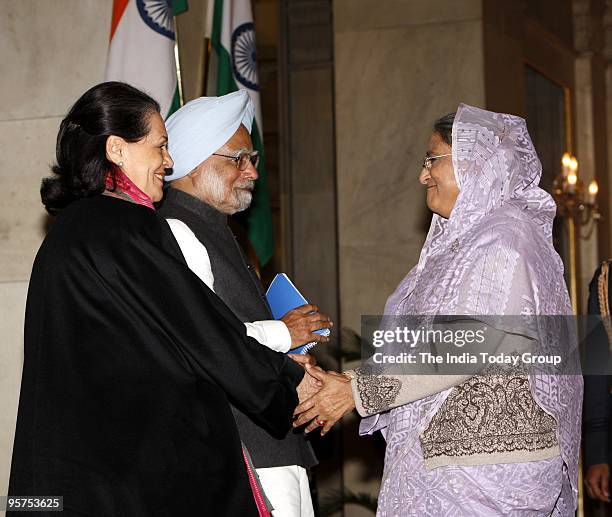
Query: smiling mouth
154 172 165 182
426 184 437 190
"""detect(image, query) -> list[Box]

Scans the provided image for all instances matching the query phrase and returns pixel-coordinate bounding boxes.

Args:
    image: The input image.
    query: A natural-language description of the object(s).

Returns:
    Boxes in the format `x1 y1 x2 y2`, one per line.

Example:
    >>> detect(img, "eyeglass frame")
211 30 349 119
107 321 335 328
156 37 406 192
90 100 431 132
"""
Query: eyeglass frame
422 153 451 171
212 150 260 171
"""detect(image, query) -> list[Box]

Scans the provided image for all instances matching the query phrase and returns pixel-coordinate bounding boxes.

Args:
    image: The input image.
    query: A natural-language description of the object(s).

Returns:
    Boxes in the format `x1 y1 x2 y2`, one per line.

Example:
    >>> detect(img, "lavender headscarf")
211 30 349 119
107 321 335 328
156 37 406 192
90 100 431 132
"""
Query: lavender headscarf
365 104 582 511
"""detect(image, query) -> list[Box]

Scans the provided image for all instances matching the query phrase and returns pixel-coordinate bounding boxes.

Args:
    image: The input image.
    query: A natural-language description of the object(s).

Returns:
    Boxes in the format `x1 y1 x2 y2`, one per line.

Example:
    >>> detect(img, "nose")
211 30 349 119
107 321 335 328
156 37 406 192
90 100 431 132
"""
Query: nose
419 166 430 185
243 160 259 181
163 148 174 169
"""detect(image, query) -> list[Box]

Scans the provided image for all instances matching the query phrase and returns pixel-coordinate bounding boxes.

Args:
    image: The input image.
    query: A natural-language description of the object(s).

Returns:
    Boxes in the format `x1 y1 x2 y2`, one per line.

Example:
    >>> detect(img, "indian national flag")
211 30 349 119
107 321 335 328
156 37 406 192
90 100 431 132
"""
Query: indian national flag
212 0 273 266
105 0 188 118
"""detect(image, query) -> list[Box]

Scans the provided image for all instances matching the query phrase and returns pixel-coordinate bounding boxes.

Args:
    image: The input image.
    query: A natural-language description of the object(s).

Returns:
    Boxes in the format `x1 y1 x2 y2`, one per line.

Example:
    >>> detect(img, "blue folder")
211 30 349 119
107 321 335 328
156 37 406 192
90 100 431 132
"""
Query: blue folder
266 273 330 355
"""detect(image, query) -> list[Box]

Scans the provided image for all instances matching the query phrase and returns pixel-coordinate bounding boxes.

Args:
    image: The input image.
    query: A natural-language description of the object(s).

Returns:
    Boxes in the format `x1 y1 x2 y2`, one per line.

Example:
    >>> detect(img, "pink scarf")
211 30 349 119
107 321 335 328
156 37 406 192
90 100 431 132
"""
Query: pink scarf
242 447 272 516
104 169 155 210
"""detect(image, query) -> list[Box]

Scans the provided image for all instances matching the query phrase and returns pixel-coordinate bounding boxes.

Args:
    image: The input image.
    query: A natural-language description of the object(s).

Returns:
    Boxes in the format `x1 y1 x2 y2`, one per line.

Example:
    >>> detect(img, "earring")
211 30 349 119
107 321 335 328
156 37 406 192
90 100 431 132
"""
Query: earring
118 161 124 167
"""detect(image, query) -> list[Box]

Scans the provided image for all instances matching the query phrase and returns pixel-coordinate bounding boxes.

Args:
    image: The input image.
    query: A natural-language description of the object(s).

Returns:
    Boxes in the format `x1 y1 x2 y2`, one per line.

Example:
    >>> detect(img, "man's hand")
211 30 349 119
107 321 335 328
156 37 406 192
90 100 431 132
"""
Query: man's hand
293 366 355 436
586 463 610 502
281 304 333 349
296 366 324 404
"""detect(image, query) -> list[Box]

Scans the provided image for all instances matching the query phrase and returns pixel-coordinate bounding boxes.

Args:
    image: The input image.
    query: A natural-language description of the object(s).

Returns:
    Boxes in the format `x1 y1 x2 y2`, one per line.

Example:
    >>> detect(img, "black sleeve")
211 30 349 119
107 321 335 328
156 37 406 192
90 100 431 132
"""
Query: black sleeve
584 375 610 467
109 214 304 437
583 265 611 467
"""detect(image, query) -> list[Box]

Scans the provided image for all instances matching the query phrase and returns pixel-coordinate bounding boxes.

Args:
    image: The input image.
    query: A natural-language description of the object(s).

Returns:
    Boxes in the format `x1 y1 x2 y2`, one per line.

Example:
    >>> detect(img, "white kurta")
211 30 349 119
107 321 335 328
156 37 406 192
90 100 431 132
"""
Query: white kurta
166 218 291 352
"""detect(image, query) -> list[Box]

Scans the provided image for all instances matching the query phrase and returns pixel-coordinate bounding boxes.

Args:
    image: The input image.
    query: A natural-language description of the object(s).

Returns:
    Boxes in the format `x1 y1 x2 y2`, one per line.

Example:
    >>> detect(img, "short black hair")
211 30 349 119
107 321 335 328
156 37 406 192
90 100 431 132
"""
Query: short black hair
41 81 160 215
433 112 456 146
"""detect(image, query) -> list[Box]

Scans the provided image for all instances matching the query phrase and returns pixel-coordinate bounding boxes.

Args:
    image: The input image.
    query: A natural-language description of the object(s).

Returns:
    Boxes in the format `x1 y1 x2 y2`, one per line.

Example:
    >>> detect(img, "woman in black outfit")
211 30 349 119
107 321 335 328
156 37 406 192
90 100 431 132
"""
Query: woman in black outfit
8 82 305 516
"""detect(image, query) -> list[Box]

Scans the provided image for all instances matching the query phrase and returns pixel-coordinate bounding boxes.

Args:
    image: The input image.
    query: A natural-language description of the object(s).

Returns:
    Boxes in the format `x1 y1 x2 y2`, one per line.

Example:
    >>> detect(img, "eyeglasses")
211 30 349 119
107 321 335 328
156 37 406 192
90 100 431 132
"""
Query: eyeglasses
212 151 259 171
422 153 451 171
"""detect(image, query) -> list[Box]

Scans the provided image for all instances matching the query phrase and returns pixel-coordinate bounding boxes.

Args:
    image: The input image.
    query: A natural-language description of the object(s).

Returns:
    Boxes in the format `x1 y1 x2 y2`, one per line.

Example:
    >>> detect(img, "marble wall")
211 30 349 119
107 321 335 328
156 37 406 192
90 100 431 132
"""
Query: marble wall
334 0 485 337
333 0 486 507
0 0 113 497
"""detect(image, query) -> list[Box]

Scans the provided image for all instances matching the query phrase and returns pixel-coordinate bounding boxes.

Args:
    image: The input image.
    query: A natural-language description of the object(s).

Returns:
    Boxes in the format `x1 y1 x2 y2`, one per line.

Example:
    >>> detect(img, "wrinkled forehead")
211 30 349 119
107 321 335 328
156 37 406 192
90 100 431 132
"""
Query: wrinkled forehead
221 123 253 151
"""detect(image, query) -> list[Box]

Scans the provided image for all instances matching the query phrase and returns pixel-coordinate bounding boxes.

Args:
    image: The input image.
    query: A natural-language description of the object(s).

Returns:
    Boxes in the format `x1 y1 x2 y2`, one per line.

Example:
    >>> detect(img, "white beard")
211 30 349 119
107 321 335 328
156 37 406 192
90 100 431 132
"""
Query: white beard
201 163 254 214
234 187 253 212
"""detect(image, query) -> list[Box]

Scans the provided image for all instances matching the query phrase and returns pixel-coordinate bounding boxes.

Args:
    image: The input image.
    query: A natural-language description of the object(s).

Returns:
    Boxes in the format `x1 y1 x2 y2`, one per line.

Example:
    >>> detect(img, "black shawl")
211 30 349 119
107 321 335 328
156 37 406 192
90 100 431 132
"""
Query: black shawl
8 195 303 516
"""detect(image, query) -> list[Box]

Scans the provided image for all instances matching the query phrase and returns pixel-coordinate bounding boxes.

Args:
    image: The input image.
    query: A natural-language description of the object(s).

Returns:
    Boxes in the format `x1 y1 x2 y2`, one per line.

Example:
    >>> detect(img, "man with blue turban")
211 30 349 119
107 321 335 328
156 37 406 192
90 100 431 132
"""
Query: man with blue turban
159 90 331 516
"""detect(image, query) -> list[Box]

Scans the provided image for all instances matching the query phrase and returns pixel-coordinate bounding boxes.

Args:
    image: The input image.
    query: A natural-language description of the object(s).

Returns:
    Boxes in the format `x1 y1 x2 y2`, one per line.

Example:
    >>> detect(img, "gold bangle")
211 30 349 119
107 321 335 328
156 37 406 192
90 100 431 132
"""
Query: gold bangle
341 371 355 381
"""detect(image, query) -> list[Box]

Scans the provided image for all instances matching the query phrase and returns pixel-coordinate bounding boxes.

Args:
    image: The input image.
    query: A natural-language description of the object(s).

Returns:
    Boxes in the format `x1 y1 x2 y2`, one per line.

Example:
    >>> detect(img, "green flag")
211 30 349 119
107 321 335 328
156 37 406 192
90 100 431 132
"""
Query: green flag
173 0 188 15
211 0 274 266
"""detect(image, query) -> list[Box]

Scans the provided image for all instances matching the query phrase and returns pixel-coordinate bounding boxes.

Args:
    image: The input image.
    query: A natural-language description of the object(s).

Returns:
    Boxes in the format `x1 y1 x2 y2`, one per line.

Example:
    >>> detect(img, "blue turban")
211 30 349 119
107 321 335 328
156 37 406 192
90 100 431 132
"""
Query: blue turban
165 90 255 181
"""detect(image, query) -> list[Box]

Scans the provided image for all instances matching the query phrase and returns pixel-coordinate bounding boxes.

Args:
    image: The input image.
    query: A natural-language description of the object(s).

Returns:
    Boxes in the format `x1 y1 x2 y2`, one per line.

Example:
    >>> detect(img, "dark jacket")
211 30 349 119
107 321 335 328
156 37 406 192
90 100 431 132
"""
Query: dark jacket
583 260 612 468
8 195 303 516
158 188 317 469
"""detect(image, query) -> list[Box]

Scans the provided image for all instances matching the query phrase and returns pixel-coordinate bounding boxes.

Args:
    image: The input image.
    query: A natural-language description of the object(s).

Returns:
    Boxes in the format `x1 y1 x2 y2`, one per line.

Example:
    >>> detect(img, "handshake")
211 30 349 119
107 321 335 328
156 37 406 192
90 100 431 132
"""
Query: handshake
290 354 357 436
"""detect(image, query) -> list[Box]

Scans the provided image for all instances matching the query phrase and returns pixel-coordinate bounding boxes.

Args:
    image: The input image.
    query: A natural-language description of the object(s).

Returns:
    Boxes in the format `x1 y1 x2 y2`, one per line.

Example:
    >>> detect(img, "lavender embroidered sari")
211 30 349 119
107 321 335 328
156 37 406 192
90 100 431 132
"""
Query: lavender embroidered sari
360 104 582 516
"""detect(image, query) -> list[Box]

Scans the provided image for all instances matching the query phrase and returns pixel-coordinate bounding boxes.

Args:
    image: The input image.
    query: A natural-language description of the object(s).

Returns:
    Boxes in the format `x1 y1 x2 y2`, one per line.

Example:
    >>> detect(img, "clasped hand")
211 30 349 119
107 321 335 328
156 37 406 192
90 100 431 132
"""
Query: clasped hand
294 365 356 436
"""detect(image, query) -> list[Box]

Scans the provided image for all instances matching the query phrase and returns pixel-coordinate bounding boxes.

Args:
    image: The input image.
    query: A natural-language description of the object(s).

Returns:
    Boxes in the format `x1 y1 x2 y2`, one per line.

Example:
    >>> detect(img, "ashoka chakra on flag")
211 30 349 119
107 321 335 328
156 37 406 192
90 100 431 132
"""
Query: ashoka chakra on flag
136 0 175 39
231 22 259 91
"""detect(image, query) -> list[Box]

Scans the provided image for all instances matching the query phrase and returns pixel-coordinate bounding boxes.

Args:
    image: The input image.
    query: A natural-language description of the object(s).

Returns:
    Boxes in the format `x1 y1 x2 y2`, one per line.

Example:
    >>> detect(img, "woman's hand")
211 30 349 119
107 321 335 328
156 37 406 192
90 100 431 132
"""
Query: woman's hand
296 366 324 403
293 366 356 436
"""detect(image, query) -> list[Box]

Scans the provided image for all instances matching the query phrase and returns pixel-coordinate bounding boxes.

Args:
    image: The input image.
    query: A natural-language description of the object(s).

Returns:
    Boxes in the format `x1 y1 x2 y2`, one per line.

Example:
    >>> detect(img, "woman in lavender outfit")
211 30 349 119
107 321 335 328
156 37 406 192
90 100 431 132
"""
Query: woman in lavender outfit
294 104 582 516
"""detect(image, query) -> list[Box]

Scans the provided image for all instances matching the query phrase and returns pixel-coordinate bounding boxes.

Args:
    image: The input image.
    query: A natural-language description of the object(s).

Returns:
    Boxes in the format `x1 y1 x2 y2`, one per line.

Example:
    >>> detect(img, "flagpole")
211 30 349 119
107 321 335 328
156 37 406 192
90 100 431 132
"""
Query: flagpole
173 16 185 107
201 37 211 96
202 0 215 96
